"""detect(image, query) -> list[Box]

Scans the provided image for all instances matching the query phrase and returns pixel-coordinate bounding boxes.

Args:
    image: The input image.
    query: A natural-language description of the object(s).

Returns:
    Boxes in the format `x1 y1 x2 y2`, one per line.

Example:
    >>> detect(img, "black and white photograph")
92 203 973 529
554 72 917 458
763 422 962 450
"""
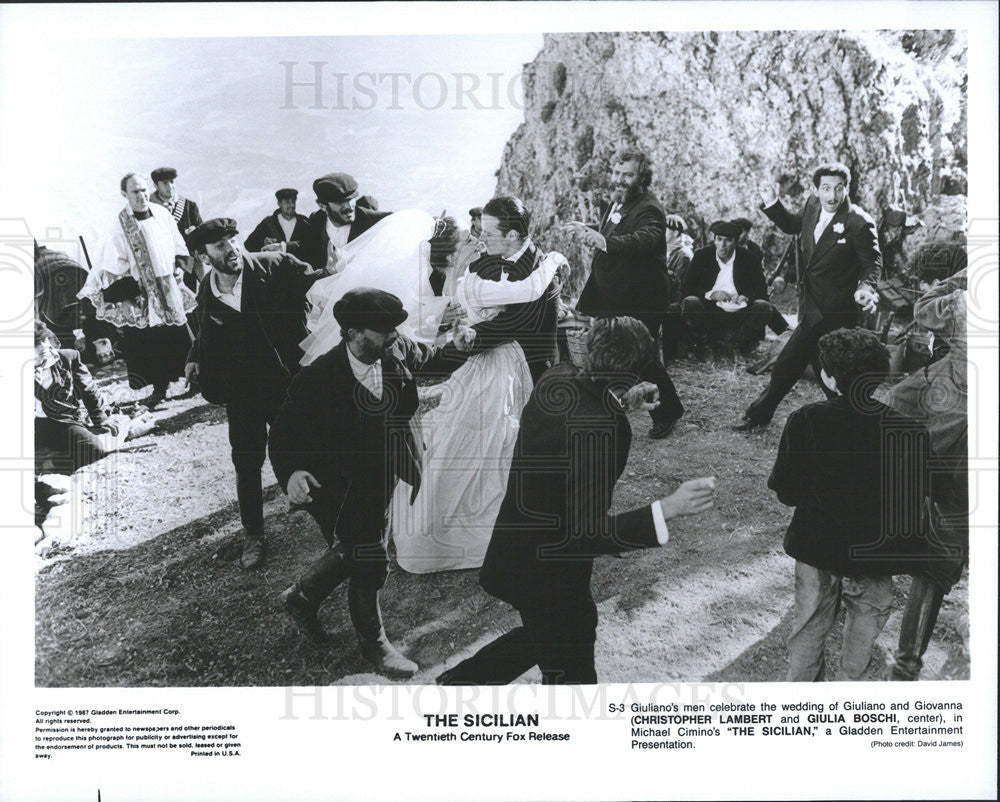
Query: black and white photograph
1 2 996 800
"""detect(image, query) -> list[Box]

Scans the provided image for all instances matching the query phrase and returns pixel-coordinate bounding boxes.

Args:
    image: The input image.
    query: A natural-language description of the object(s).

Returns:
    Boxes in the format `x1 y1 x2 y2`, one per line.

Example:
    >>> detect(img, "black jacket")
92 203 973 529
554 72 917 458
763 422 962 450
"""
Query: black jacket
576 190 671 317
303 207 391 271
768 395 936 576
681 245 768 302
762 195 881 325
267 337 457 503
244 211 312 256
457 245 559 383
480 363 661 614
187 251 324 405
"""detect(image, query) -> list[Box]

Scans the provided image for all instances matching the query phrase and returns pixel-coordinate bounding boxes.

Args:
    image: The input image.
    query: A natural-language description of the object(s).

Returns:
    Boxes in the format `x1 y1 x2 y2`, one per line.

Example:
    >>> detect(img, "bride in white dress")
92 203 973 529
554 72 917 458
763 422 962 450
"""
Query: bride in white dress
296 207 564 574
390 249 564 574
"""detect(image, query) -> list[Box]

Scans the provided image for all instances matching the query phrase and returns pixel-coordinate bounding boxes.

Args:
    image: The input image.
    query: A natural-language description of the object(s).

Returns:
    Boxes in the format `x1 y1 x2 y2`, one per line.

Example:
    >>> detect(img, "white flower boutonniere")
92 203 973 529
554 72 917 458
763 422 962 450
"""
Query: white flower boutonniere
832 222 845 234
609 212 622 225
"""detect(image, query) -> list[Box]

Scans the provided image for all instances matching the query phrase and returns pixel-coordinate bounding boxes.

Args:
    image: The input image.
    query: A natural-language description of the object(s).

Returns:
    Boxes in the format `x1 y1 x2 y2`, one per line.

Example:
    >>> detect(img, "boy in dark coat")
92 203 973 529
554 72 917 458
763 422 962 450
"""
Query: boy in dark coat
769 328 932 681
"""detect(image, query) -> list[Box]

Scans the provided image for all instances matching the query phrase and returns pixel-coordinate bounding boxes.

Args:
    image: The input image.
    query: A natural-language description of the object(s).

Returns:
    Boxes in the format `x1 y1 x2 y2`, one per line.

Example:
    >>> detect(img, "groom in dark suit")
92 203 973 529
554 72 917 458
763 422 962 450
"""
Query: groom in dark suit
454 195 559 383
570 148 684 438
436 317 715 685
737 162 881 430
268 289 472 679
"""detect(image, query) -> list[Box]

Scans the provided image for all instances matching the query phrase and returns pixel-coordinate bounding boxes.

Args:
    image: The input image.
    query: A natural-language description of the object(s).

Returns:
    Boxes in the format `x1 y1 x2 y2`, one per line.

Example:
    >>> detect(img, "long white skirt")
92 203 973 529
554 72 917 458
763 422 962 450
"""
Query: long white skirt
391 341 532 573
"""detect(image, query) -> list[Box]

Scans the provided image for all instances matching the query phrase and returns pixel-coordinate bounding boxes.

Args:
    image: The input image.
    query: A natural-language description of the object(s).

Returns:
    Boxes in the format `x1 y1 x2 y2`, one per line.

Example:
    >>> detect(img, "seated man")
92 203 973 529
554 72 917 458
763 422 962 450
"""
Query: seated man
680 220 787 357
34 320 153 474
768 328 933 681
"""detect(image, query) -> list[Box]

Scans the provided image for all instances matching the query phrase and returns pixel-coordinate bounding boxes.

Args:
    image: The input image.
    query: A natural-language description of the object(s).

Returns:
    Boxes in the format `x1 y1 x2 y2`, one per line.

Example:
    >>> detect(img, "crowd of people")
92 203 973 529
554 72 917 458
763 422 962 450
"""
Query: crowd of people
33 149 969 684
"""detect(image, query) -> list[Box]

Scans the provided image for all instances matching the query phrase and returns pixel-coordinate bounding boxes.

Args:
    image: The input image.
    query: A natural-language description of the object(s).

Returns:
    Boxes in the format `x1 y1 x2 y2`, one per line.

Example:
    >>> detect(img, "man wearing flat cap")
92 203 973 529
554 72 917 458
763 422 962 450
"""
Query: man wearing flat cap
303 172 390 272
149 166 204 291
268 287 474 679
184 218 328 570
244 188 312 256
680 219 788 358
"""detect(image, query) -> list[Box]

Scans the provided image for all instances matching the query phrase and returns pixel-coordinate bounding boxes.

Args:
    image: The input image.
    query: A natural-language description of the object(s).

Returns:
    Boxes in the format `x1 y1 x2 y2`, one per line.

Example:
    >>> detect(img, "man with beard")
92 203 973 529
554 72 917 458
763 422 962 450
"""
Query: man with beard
78 172 195 410
569 148 684 438
244 188 312 256
268 289 476 679
184 218 328 569
303 172 390 272
736 162 880 430
150 167 204 290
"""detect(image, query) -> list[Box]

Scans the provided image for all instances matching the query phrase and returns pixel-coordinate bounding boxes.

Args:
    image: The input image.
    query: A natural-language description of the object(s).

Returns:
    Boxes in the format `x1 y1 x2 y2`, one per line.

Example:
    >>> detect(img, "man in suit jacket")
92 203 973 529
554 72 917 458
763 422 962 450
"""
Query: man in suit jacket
737 162 881 430
268 289 473 679
569 148 684 438
440 195 558 383
302 172 390 272
244 188 312 256
680 220 788 356
436 317 715 685
184 218 327 570
149 166 204 291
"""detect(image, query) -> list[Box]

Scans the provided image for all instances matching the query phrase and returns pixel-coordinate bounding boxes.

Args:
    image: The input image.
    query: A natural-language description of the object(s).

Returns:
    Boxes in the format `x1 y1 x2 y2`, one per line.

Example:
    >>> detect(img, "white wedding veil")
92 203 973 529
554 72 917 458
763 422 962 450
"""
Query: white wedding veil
299 209 450 364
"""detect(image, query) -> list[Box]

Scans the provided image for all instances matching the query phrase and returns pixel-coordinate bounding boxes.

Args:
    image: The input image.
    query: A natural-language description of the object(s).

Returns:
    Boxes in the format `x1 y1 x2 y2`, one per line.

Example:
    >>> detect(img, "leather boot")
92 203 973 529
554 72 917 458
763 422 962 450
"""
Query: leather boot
280 546 350 644
347 585 418 680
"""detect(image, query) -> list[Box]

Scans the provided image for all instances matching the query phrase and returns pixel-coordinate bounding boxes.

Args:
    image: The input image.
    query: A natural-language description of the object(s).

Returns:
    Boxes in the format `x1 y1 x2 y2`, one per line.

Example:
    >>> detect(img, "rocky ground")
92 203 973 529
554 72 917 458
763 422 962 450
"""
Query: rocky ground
35 331 969 687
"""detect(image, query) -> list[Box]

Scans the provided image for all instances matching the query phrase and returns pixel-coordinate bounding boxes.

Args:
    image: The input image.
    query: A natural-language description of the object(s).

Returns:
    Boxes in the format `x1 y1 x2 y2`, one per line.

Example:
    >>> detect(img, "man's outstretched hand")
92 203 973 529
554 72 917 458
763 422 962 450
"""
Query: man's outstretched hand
658 477 716 520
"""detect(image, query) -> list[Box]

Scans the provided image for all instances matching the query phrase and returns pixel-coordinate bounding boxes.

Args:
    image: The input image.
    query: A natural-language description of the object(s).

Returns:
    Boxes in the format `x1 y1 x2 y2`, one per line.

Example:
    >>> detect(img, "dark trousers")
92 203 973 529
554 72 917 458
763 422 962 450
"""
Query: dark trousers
623 314 684 425
746 315 851 423
227 375 288 533
443 599 599 685
121 324 192 392
300 462 395 592
35 416 119 474
681 297 787 347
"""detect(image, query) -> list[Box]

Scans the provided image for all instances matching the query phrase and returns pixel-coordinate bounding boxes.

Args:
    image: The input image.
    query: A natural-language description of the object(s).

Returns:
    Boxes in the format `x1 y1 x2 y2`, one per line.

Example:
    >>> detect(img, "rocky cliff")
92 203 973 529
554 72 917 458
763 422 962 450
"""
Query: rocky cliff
495 30 967 294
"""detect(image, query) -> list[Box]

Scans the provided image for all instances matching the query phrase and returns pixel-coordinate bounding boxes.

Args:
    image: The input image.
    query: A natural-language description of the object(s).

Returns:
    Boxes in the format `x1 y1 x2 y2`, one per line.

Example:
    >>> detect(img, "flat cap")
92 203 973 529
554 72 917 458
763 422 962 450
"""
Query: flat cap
468 206 483 218
275 188 298 201
731 217 753 231
313 173 359 204
709 220 743 238
664 214 687 233
333 287 408 333
189 217 239 250
150 167 178 183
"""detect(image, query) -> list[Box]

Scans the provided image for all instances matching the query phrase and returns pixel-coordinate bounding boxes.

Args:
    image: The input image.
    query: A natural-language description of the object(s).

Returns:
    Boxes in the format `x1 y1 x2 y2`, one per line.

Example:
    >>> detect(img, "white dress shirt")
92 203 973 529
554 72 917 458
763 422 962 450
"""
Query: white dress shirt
277 214 297 242
814 208 835 243
710 250 738 297
346 346 382 400
210 267 243 312
326 219 352 271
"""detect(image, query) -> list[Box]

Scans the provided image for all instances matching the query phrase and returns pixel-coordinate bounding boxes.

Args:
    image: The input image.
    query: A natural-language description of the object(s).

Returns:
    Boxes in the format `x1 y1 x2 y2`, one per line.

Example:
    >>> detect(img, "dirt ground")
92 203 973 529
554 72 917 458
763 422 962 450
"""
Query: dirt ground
35 338 970 687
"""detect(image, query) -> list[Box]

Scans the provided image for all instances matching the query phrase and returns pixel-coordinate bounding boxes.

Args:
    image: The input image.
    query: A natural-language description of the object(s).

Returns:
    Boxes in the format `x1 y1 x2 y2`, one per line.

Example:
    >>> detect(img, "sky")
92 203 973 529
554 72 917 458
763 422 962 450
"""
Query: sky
0 33 543 267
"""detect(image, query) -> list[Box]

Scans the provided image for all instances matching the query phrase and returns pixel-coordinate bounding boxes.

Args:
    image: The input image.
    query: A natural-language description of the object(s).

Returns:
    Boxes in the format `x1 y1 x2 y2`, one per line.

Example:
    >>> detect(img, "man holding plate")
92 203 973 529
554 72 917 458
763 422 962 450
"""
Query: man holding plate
680 220 787 358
